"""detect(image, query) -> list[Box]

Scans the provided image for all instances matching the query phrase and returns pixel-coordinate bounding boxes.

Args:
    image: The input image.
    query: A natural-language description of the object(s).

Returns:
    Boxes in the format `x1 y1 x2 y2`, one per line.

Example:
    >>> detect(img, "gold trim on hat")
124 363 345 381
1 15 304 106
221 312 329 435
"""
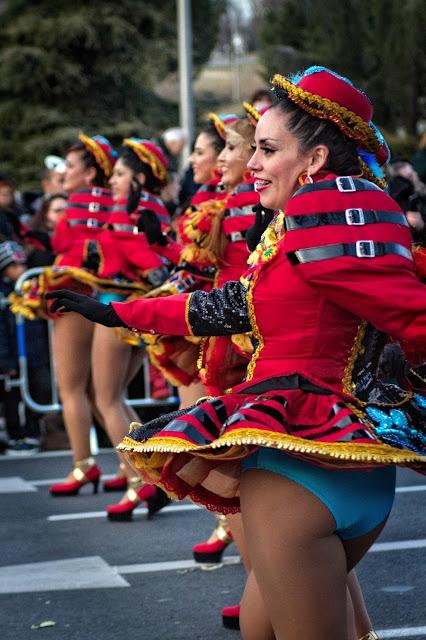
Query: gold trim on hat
271 74 381 154
123 139 168 184
78 133 113 178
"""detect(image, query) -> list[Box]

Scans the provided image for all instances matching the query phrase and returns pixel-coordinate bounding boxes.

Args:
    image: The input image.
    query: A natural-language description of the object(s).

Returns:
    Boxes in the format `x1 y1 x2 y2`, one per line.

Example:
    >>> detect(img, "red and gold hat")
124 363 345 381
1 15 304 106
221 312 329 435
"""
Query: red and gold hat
207 113 240 141
123 138 169 185
78 134 117 178
271 66 390 171
243 102 271 127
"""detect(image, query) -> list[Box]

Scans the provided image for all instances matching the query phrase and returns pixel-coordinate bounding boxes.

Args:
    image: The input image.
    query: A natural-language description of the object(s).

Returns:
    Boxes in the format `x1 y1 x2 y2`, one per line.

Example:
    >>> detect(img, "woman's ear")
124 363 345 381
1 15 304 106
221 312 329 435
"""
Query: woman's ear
136 172 146 186
309 145 329 175
84 166 97 186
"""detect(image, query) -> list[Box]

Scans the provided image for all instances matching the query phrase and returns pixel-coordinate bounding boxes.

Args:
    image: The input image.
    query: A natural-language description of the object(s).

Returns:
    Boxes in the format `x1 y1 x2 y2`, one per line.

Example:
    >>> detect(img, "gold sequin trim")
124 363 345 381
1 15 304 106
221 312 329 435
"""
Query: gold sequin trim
244 270 263 381
342 321 367 396
184 293 194 336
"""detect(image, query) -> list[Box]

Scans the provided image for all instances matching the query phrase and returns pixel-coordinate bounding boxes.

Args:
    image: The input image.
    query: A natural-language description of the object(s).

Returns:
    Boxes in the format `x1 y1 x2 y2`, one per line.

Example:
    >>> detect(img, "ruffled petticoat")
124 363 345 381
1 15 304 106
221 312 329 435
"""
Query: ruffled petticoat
118 373 426 514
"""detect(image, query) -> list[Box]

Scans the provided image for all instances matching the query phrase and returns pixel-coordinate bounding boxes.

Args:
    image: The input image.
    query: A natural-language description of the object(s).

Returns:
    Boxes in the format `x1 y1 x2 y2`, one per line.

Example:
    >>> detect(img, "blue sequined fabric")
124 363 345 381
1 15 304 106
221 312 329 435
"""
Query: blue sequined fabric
366 393 426 454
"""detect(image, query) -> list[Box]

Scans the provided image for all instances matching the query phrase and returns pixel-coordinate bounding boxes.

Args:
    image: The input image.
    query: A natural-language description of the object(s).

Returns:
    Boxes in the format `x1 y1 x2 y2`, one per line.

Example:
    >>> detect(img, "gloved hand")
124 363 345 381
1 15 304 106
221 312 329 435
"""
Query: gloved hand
246 204 275 252
137 209 167 245
24 230 52 251
45 290 127 327
376 343 409 380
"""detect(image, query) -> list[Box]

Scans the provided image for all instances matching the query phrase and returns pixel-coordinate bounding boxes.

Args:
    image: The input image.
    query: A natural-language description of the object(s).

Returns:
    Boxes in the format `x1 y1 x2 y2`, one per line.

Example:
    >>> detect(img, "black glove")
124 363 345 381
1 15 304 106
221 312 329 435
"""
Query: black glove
45 290 127 327
246 204 275 252
24 229 52 251
137 209 167 245
376 343 409 380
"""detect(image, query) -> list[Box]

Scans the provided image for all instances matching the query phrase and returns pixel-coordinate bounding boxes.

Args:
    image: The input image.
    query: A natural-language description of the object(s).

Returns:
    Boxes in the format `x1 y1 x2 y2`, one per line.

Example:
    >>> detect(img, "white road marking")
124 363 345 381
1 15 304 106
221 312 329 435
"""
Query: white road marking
377 626 426 638
396 484 426 493
33 474 116 486
0 556 129 593
117 556 241 574
48 503 200 521
370 539 426 552
0 477 37 493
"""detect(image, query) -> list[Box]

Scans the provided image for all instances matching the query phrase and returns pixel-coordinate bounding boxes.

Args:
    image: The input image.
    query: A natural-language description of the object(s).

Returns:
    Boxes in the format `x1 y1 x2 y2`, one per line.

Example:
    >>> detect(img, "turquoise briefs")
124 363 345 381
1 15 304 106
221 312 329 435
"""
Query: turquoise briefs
242 447 396 540
97 292 127 304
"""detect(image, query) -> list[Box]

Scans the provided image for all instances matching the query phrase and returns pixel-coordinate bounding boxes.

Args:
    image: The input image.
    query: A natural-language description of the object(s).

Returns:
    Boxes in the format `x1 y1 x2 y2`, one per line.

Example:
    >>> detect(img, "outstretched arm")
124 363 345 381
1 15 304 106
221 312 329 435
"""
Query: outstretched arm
46 280 251 337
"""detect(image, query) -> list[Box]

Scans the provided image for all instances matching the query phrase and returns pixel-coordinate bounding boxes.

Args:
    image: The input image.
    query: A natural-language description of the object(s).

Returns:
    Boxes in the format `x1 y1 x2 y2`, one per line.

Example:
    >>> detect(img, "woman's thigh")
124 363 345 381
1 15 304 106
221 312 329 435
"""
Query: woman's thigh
240 469 348 640
91 325 132 403
52 313 93 392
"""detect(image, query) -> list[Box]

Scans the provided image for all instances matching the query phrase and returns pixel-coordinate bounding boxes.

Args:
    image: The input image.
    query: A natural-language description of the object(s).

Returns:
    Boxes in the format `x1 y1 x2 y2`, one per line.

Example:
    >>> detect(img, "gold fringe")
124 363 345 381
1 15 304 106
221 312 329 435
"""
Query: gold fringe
117 427 426 465
242 270 263 381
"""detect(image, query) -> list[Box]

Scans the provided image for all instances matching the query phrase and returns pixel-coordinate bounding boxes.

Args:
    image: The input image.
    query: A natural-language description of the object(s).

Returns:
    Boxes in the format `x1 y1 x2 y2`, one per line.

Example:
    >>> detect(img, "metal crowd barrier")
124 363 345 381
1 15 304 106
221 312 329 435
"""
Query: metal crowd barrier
9 268 178 417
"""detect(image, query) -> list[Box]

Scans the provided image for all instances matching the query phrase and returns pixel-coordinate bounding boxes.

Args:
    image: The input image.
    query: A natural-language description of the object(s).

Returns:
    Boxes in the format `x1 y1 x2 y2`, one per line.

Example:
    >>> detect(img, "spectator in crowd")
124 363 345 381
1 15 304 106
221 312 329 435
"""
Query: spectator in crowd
388 160 426 245
0 178 28 241
412 133 426 183
25 192 67 267
0 239 51 453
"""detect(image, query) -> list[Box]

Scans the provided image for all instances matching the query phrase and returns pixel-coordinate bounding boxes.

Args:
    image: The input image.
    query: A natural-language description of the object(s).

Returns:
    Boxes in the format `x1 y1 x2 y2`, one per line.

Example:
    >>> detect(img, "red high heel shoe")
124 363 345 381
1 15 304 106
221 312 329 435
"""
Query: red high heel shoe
103 475 127 492
103 464 128 492
222 604 240 630
106 479 156 521
192 515 233 563
50 457 100 496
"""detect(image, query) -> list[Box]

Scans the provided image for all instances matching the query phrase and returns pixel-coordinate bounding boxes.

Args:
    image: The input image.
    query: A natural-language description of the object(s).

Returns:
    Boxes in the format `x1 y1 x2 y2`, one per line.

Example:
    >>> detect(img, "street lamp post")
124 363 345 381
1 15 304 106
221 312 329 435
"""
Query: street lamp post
177 0 195 165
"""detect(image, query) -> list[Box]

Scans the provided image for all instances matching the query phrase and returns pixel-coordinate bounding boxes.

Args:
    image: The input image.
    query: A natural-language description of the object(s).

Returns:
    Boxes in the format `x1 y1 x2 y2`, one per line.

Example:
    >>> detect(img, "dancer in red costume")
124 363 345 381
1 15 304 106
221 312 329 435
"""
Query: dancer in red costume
47 67 426 639
88 138 171 519
48 134 117 496
138 114 235 408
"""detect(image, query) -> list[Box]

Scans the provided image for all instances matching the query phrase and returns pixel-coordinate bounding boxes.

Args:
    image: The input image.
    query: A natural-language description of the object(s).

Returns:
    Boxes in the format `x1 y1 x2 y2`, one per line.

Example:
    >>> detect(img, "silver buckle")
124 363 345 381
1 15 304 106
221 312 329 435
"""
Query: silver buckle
229 231 244 242
86 218 98 228
356 240 375 258
345 208 365 225
336 176 356 192
91 187 102 196
88 202 100 213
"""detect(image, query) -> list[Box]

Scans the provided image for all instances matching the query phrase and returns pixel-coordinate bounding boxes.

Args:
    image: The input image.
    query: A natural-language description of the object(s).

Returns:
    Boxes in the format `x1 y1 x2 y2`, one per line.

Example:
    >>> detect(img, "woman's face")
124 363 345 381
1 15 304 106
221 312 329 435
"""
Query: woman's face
0 185 14 208
248 107 311 210
109 157 134 201
189 132 219 185
217 135 252 190
46 196 67 231
63 151 95 194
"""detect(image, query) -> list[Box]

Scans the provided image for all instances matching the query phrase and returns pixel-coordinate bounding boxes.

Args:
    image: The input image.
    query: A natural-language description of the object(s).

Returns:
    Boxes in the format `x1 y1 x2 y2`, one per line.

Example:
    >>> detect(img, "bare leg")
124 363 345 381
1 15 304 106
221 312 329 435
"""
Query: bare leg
240 469 387 640
241 469 357 640
91 325 136 478
347 570 371 639
227 512 251 572
52 313 94 466
240 571 275 640
178 380 206 409
123 348 145 424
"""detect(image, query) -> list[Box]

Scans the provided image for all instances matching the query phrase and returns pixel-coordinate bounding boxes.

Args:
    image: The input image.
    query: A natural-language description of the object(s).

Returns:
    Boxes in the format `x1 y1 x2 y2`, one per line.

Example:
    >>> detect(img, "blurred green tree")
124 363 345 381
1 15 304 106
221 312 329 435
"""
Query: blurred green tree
0 0 225 188
257 0 425 137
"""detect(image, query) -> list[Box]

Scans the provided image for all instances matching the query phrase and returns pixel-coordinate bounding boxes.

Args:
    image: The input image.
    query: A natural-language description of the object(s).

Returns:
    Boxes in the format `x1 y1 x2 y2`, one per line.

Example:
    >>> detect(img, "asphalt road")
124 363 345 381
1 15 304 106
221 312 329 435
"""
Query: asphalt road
0 449 425 640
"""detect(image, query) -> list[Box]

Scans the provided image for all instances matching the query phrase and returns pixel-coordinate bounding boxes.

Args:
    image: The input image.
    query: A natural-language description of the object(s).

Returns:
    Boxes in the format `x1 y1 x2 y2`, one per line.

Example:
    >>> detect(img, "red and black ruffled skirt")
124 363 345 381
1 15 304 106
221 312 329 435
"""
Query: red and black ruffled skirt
118 374 426 514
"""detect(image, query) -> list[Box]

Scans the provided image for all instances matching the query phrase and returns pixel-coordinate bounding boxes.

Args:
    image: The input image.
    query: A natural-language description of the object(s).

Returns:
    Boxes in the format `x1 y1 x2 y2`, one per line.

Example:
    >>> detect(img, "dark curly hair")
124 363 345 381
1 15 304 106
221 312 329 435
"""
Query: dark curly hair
66 141 108 187
271 86 361 177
